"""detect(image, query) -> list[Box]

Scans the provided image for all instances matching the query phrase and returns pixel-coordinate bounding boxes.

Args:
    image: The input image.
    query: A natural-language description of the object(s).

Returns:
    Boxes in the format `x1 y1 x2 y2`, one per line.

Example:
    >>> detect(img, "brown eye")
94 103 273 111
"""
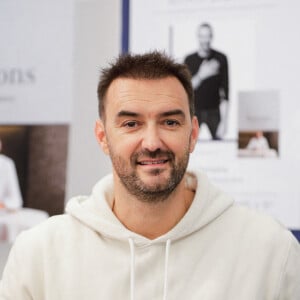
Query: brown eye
165 119 180 127
124 121 138 128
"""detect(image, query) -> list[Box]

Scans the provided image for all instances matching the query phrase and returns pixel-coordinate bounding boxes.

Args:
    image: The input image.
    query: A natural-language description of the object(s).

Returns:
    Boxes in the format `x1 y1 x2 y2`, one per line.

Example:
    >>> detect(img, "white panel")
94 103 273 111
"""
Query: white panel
0 1 74 124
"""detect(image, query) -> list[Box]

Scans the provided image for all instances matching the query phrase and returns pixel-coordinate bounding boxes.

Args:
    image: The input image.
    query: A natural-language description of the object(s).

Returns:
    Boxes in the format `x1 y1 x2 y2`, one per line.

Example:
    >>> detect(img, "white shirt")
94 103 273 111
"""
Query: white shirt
0 154 22 210
246 136 270 151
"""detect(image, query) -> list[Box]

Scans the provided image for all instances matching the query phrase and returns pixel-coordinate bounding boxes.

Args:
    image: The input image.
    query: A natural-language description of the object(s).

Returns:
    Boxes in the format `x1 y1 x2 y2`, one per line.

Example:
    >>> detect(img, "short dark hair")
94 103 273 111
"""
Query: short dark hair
97 51 194 120
197 23 213 37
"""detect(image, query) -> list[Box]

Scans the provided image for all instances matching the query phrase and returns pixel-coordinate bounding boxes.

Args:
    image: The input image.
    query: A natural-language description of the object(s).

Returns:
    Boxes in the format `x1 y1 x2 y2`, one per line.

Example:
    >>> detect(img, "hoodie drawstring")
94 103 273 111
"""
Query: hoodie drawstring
163 239 171 300
128 238 171 300
129 238 136 300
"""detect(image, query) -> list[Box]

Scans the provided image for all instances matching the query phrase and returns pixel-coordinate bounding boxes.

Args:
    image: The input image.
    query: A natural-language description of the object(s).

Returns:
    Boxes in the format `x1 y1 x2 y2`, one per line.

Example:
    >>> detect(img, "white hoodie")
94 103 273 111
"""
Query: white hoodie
1 172 299 299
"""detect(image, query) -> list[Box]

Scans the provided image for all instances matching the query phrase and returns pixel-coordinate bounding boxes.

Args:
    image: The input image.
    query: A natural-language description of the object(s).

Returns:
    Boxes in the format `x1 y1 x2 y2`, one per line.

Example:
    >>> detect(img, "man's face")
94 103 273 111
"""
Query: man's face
95 77 199 202
256 131 263 138
197 26 213 52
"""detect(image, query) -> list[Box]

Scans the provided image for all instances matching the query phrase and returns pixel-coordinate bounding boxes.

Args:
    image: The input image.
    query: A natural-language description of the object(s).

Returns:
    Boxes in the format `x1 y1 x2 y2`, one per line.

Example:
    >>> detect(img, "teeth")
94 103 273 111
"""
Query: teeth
140 160 166 165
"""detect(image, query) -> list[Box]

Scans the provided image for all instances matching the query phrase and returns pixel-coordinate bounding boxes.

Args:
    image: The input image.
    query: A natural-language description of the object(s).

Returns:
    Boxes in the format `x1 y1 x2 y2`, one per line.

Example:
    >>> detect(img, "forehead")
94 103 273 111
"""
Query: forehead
105 77 189 114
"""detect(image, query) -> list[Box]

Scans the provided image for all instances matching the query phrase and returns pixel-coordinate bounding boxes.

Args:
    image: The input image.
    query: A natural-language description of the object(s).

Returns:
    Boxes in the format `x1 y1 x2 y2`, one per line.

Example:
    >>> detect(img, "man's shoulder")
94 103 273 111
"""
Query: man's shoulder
227 204 296 246
184 52 199 62
0 154 14 166
15 214 78 247
211 49 227 60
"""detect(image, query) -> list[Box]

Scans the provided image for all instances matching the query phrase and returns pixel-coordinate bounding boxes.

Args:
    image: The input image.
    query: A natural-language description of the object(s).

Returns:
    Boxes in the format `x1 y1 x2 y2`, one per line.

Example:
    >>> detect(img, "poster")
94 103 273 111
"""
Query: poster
0 0 73 124
127 0 300 235
0 0 73 216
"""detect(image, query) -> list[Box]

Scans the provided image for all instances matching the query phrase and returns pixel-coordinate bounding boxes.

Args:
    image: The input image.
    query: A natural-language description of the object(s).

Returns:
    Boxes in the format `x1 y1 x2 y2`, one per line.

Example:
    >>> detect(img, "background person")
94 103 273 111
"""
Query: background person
0 139 22 211
246 131 270 151
184 23 229 140
0 138 48 244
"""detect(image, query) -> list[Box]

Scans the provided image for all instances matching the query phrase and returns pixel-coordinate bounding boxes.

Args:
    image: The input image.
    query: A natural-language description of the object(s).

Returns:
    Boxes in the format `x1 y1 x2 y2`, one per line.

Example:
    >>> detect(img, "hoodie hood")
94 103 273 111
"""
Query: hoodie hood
65 171 234 246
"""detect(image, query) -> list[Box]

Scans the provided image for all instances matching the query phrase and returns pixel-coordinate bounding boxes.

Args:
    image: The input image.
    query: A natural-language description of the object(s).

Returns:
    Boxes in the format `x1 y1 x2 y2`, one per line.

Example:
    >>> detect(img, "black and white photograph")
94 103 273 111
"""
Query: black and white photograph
171 19 256 142
184 23 229 140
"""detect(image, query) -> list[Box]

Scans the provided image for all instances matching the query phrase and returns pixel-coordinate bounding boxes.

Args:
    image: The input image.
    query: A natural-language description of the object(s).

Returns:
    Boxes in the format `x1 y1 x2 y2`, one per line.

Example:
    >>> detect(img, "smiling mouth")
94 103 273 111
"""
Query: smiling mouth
138 159 169 166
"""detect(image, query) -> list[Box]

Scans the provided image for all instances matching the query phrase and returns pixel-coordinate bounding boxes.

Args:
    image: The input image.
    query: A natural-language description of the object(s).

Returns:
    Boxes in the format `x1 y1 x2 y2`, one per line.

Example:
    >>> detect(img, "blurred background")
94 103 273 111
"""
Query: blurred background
0 0 119 274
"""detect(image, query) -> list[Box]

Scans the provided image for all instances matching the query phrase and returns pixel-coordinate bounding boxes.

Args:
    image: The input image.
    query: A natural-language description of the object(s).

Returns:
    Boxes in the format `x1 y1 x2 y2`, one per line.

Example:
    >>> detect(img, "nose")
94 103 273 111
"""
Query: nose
141 124 164 152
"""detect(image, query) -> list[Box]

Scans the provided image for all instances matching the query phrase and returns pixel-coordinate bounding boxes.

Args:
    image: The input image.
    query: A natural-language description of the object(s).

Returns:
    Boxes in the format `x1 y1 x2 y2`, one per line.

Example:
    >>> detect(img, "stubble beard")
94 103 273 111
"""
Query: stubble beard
109 147 190 204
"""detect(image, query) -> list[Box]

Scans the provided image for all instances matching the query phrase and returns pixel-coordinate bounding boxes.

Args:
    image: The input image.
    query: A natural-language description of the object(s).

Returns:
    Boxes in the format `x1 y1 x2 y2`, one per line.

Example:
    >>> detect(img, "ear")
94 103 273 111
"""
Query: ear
95 119 110 155
189 116 199 153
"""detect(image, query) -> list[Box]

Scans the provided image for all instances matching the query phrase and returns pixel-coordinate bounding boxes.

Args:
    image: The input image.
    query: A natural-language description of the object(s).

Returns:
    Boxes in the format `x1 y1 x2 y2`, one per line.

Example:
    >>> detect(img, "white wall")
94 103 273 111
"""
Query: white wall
66 0 121 200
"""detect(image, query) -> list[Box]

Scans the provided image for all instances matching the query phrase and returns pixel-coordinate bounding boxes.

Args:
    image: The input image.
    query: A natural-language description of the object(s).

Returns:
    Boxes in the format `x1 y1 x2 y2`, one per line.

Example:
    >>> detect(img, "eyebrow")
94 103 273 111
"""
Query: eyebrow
116 110 140 118
116 109 186 119
159 109 185 118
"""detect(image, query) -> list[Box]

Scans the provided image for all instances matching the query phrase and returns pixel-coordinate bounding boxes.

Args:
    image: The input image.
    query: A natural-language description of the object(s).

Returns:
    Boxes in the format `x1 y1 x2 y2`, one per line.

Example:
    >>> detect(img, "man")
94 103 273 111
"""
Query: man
246 131 270 152
0 52 299 299
184 23 229 140
0 138 22 210
0 139 48 243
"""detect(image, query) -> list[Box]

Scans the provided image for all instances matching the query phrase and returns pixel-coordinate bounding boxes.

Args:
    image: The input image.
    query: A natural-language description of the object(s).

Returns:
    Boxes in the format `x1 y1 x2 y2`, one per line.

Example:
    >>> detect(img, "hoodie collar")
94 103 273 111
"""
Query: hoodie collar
66 171 234 245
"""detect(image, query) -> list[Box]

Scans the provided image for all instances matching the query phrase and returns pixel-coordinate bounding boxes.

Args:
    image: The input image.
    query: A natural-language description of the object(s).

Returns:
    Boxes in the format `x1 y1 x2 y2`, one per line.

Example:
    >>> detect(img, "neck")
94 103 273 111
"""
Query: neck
112 174 195 239
198 48 210 58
